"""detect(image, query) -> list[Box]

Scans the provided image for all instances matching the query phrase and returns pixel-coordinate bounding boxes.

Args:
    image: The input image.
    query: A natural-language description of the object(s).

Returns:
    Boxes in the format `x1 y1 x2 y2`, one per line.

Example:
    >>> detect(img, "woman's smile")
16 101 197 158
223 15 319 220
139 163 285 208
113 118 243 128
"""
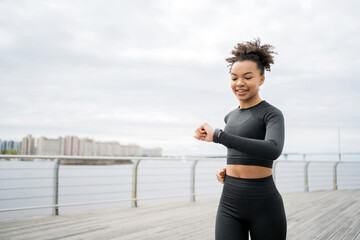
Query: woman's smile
235 89 249 95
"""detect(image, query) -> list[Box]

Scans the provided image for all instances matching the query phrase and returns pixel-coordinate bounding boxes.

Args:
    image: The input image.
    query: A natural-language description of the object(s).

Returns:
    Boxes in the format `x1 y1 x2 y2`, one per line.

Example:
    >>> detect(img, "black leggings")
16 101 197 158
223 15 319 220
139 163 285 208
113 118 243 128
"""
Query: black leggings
215 173 287 240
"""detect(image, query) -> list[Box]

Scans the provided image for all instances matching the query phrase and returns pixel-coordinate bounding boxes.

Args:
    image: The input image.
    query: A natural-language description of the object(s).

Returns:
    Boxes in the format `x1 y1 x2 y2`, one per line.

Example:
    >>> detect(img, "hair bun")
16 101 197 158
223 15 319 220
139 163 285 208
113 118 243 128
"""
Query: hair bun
225 37 277 75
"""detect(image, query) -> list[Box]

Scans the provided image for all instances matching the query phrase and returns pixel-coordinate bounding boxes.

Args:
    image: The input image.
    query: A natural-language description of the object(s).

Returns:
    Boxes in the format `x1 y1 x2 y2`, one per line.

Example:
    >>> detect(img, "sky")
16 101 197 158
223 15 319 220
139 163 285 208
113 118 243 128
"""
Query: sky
1 0 359 157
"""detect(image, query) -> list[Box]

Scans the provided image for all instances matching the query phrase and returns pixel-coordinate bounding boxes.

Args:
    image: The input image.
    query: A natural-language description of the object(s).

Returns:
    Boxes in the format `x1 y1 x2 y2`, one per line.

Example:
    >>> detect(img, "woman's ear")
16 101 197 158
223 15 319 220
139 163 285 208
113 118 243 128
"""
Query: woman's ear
260 75 265 86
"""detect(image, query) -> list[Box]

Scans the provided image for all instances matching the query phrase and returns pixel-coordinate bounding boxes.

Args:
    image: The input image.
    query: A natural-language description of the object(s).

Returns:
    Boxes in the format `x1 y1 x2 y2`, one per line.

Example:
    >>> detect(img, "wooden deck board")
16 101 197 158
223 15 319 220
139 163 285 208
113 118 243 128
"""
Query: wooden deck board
0 189 359 240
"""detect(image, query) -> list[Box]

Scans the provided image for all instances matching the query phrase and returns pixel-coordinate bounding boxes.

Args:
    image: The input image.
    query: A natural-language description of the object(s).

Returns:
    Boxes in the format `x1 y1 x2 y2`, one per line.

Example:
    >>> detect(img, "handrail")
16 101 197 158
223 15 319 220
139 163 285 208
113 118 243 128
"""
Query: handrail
0 154 225 161
0 154 359 217
1 152 359 160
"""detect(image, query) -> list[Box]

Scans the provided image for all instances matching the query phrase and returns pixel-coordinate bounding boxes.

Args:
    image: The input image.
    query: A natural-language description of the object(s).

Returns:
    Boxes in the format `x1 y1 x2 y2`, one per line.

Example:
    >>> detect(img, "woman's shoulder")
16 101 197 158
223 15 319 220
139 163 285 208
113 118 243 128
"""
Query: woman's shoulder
260 100 284 120
262 100 283 113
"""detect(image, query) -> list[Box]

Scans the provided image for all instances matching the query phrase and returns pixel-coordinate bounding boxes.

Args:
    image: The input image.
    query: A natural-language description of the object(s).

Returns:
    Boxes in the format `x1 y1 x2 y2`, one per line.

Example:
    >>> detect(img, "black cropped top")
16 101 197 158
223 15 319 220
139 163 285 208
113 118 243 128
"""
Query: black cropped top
213 100 285 168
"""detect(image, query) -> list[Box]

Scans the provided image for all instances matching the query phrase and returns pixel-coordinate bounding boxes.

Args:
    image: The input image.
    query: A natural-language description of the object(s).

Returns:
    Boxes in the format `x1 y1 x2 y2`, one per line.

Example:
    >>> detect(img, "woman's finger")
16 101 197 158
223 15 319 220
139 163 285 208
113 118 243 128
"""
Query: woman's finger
195 128 206 137
194 126 207 139
197 126 207 132
216 173 225 183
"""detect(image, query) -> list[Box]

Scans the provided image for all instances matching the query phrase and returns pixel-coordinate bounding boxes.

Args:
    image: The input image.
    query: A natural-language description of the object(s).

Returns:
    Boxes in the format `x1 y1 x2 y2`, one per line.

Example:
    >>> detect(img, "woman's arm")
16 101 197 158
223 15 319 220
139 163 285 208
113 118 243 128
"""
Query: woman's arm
214 110 285 160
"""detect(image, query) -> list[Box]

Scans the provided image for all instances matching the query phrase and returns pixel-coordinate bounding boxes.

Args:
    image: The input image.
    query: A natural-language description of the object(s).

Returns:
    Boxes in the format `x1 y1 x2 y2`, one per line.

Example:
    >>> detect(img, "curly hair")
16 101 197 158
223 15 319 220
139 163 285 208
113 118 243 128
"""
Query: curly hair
225 37 277 76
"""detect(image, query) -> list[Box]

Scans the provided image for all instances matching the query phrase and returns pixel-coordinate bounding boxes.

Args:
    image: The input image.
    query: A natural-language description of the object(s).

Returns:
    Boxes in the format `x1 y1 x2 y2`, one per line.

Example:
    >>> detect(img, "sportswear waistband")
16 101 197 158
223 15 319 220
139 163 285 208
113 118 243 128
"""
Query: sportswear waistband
223 173 279 199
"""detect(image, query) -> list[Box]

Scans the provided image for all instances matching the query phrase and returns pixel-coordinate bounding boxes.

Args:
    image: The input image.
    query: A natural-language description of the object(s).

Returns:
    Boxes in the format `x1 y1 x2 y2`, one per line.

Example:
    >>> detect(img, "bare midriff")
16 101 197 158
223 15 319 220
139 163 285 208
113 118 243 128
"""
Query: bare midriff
226 164 272 178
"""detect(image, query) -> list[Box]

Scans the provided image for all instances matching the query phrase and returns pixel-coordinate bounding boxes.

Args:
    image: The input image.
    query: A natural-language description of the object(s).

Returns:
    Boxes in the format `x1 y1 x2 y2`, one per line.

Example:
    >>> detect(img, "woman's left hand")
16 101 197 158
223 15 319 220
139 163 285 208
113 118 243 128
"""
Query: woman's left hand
193 122 215 142
216 168 226 184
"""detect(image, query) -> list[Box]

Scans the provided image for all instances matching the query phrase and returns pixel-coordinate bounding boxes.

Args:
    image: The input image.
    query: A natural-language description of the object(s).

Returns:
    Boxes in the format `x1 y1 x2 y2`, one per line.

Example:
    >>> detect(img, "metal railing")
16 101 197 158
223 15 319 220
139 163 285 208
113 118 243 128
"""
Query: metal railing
0 153 359 216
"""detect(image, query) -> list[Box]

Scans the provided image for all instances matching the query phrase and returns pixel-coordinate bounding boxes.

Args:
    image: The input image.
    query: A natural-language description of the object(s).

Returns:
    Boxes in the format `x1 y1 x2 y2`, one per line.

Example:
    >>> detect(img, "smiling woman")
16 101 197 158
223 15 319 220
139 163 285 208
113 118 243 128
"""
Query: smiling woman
230 61 265 109
194 37 286 240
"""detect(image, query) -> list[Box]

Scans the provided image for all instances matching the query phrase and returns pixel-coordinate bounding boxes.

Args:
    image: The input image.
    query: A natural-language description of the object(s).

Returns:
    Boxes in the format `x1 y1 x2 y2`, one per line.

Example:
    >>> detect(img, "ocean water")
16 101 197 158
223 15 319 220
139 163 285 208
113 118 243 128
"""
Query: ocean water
0 157 359 219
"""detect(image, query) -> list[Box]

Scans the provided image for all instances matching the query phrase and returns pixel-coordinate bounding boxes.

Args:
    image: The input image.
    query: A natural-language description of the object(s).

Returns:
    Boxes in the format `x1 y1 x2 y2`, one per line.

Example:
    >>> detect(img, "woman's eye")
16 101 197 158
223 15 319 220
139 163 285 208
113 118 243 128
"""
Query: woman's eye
232 77 252 81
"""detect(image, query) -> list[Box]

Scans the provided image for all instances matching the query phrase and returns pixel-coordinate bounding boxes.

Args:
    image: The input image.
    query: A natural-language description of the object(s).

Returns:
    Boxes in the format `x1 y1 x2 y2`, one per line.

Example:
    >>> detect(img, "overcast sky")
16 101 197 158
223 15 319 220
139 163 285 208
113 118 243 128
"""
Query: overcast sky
1 0 359 157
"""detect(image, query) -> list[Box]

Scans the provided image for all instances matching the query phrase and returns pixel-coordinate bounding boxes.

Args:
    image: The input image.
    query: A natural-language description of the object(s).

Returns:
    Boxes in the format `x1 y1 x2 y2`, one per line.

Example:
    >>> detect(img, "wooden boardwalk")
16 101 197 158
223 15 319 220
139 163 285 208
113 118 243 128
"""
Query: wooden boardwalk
0 189 359 240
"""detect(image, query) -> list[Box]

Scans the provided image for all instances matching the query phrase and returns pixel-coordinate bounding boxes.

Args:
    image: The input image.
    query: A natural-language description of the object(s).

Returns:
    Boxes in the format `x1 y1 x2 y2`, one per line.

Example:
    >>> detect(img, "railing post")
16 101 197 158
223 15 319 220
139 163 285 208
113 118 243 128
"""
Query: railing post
132 159 141 208
273 161 278 184
304 161 310 192
333 161 340 190
190 160 198 202
53 158 60 216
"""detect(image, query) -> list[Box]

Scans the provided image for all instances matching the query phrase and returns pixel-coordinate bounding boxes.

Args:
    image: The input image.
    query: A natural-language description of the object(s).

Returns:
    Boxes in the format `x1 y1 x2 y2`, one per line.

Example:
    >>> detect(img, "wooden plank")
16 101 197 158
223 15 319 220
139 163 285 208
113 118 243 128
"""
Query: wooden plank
329 215 360 240
286 190 360 240
0 190 359 240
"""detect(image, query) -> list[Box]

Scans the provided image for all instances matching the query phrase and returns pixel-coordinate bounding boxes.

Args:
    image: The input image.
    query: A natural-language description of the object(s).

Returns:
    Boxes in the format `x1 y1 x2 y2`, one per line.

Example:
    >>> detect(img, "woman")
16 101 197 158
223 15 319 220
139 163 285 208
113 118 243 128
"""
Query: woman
193 38 287 240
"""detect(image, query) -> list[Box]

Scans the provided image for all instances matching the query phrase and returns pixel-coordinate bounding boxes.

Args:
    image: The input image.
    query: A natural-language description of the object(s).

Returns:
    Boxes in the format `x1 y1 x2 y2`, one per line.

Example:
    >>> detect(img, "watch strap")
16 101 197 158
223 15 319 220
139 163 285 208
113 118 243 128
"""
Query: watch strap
213 128 222 143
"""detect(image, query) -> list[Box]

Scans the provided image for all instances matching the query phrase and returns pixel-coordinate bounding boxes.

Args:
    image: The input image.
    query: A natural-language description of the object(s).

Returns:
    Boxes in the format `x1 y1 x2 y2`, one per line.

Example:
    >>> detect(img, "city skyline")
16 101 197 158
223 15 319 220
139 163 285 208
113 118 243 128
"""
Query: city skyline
1 134 162 157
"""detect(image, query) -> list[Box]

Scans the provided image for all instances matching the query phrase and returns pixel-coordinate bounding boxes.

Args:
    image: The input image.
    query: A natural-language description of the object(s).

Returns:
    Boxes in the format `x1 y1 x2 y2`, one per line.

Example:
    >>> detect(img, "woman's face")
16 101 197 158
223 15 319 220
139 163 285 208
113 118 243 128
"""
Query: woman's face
230 60 265 107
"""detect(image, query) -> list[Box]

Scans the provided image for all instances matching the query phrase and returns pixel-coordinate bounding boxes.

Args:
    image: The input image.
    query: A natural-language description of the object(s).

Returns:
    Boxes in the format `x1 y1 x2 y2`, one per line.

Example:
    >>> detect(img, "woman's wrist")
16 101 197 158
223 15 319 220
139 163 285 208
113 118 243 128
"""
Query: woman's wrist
213 128 223 143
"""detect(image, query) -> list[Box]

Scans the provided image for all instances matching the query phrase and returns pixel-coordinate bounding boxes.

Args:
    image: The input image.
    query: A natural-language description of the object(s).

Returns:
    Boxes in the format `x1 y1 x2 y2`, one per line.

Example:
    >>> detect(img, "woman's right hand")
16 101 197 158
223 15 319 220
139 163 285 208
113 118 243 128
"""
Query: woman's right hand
193 123 214 142
193 125 207 141
216 167 226 184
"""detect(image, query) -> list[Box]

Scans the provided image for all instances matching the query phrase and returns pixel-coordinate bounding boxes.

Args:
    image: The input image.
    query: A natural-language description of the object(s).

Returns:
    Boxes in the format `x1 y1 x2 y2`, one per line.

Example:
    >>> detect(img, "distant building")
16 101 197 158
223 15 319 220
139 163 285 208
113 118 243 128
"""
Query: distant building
61 136 80 156
13 141 22 151
0 139 22 152
37 137 61 155
21 134 35 154
94 141 130 156
79 138 95 156
123 143 142 156
142 147 162 157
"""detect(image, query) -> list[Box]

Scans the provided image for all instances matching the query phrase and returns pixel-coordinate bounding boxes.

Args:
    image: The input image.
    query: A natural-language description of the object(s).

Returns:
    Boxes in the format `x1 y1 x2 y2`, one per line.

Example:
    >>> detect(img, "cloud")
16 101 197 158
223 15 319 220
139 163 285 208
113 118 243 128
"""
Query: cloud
0 0 359 156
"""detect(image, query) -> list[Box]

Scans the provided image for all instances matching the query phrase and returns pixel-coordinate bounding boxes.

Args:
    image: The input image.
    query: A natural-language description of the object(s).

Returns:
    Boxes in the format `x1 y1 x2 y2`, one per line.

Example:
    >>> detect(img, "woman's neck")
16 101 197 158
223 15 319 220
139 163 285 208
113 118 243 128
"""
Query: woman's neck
239 96 263 109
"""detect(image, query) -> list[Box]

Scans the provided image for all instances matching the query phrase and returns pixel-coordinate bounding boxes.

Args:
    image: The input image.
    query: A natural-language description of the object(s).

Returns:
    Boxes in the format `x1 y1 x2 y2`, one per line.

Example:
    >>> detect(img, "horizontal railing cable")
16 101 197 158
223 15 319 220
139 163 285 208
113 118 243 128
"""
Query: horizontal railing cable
0 192 220 212
0 154 359 216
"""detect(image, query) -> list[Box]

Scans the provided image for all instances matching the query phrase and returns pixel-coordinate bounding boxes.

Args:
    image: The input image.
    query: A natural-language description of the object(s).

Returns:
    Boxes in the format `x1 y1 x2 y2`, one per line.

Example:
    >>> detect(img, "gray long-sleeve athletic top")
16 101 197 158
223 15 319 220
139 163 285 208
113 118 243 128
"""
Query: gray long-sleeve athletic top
213 100 285 168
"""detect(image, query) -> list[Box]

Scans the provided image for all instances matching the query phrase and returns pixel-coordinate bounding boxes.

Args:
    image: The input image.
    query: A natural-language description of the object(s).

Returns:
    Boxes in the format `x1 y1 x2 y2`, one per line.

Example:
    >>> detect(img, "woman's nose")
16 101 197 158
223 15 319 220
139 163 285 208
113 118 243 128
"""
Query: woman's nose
236 78 245 86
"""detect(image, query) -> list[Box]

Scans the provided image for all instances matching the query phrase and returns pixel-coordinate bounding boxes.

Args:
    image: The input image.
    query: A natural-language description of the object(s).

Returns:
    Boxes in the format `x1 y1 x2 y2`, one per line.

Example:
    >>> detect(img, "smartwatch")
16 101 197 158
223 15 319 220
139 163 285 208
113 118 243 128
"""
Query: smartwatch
213 128 222 143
